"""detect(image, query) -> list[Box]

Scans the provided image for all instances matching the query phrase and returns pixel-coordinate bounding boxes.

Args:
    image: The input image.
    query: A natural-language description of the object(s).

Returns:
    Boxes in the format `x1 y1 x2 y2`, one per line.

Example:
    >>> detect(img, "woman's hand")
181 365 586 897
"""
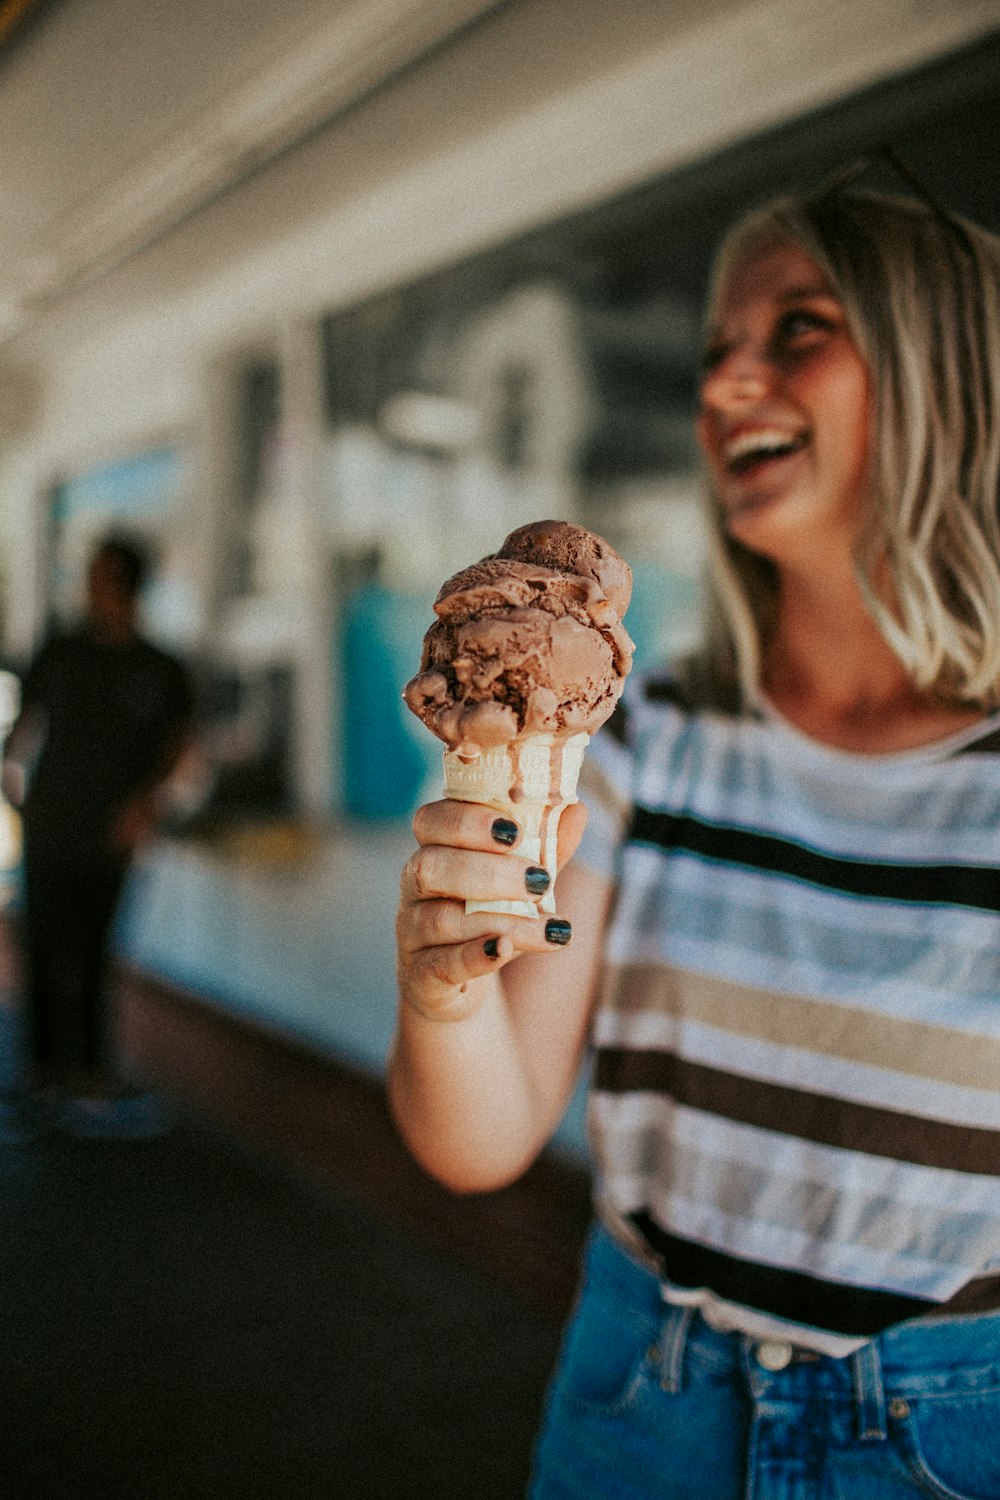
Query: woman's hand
396 797 588 1024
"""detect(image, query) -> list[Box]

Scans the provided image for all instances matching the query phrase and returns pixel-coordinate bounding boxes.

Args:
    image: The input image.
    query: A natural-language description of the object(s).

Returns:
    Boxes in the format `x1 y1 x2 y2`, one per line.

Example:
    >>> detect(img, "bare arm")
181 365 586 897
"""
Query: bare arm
1 705 44 808
388 796 613 1192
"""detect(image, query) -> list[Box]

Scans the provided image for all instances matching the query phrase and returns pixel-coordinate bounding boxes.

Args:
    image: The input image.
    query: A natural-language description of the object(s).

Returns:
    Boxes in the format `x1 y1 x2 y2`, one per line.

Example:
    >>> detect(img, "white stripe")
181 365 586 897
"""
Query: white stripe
645 1186 976 1300
595 1146 1000 1279
662 855 1000 948
612 1130 1000 1268
665 714 1000 863
588 1095 1000 1215
606 858 1000 1031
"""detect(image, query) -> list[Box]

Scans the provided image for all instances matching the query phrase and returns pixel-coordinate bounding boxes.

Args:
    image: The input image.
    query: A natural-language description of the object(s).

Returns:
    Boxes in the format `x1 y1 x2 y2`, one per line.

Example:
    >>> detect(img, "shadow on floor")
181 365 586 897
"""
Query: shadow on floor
0 925 591 1499
0 1110 565 1498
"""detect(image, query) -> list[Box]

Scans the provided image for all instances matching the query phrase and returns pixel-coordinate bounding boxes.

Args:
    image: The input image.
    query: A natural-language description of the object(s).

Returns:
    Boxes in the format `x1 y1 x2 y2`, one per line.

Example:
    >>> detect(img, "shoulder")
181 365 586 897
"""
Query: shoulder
33 627 82 660
951 718 1000 757
602 656 744 749
22 628 82 682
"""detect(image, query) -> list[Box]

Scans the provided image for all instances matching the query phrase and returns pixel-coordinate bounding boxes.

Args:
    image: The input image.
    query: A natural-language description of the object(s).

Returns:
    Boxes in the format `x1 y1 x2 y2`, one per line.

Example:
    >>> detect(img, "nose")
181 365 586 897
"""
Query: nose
700 340 772 411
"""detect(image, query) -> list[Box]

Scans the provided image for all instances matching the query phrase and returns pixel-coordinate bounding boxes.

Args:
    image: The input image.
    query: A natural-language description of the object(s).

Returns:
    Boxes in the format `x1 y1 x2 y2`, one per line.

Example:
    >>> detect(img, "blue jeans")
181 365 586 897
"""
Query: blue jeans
530 1224 1000 1499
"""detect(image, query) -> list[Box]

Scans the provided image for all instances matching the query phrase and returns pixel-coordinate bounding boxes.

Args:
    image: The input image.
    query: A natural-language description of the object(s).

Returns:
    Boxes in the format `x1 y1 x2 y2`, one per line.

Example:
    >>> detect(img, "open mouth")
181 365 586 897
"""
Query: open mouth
724 430 808 475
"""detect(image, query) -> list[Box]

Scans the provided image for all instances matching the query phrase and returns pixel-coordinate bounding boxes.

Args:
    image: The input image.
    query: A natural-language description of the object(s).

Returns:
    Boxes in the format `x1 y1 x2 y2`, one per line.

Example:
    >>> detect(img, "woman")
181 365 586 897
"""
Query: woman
390 182 1000 1498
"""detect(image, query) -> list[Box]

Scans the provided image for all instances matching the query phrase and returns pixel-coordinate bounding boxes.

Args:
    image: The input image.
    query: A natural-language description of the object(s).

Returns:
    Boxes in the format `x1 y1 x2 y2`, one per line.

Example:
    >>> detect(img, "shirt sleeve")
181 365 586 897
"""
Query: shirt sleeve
19 637 58 711
573 684 638 882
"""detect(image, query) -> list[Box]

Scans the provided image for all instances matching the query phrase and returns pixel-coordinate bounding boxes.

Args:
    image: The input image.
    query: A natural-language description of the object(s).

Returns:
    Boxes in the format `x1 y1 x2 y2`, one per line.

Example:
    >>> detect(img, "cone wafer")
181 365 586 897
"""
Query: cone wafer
442 731 589 917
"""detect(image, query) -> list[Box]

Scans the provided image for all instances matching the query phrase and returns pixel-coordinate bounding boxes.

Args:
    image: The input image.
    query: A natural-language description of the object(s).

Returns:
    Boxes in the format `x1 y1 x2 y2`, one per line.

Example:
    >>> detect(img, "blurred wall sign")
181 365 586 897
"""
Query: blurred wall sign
51 446 182 524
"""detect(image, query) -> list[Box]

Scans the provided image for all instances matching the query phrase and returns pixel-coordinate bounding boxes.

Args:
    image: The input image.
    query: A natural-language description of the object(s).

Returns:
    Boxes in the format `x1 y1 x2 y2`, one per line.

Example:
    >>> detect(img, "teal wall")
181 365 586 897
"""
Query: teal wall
340 586 439 819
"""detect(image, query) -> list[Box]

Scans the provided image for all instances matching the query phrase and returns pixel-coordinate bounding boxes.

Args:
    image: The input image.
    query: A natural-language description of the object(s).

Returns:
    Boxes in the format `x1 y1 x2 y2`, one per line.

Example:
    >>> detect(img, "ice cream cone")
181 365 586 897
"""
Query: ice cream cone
442 730 590 918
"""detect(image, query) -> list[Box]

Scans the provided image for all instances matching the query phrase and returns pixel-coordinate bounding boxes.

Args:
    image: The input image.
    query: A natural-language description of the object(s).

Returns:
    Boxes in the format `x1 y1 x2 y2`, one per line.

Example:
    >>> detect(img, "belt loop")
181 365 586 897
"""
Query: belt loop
852 1340 887 1442
658 1304 694 1394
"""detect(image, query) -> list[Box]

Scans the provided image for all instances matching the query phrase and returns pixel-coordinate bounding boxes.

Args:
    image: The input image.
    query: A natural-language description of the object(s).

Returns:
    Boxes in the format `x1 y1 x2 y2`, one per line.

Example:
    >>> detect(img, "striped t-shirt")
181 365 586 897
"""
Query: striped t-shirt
578 670 1000 1357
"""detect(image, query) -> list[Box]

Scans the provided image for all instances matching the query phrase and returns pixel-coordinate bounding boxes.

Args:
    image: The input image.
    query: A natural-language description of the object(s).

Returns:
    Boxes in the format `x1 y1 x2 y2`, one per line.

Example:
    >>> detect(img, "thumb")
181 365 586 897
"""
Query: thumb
555 800 589 870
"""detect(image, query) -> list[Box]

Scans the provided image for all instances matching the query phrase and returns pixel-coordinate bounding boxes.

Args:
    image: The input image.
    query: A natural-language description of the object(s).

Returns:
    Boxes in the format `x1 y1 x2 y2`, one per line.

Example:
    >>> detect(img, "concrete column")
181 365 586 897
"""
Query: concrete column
275 317 336 819
188 352 244 648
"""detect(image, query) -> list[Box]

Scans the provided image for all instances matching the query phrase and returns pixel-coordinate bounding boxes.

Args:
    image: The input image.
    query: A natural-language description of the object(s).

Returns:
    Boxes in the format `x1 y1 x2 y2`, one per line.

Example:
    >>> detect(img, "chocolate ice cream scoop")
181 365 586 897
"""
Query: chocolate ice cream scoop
497 519 633 619
404 521 634 761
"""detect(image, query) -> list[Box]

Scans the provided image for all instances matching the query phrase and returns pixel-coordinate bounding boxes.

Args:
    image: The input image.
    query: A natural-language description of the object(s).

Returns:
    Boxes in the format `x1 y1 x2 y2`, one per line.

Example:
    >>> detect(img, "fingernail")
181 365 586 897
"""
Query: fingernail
525 866 551 895
545 919 572 946
484 937 500 958
491 818 519 846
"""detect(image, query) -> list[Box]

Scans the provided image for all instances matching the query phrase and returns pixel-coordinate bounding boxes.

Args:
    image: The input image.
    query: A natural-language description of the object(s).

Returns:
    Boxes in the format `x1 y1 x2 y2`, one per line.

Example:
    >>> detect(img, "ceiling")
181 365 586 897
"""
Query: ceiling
0 0 505 338
0 1 996 353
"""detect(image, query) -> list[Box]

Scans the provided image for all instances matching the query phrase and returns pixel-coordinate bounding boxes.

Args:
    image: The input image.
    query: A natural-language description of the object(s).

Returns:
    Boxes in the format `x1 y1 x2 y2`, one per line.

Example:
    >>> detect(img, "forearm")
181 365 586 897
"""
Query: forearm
388 966 557 1192
390 796 609 1191
390 858 608 1192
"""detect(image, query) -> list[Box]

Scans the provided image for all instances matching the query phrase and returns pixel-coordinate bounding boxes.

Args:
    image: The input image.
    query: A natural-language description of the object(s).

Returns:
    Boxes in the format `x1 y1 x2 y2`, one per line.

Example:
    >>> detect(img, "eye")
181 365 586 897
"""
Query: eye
701 341 727 374
774 307 836 346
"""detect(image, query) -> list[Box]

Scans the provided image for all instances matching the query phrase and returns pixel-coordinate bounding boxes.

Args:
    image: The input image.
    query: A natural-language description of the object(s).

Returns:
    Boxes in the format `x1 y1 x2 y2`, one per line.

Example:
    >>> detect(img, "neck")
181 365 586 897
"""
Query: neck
89 617 136 646
761 567 981 752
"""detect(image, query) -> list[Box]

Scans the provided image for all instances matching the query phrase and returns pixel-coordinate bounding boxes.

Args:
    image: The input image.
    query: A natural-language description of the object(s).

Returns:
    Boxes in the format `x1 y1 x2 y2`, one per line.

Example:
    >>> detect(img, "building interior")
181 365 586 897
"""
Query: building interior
0 1 997 1493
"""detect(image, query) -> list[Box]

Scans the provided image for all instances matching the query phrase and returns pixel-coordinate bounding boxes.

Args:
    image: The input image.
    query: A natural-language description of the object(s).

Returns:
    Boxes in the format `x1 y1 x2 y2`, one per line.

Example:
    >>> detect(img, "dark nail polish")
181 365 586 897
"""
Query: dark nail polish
491 818 519 846
484 937 500 959
525 866 551 895
545 919 572 946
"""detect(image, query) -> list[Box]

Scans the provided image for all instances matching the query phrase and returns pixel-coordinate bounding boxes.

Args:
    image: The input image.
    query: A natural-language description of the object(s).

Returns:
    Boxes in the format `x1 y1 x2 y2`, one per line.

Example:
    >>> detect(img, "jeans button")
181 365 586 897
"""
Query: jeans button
755 1339 794 1371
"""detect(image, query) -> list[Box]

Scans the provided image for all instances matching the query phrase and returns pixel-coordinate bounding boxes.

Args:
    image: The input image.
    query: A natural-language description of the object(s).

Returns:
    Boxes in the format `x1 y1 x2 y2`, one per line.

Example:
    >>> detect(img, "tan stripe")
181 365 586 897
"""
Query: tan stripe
602 963 1000 1094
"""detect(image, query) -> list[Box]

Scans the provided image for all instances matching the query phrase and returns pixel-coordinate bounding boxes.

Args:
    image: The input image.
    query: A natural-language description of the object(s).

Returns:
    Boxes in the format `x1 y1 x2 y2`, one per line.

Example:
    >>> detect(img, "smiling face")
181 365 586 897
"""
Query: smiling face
696 238 871 572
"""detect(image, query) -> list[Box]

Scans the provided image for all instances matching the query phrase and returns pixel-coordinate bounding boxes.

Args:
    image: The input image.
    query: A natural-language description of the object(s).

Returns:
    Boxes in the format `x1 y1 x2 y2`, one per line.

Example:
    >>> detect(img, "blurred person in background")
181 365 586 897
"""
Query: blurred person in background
1 533 194 1140
390 175 1000 1498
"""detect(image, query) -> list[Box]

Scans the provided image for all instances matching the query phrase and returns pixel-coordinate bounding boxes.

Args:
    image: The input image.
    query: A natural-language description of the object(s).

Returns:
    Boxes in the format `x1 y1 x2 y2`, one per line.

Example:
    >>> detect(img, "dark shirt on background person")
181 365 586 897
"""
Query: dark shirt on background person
1 535 195 1140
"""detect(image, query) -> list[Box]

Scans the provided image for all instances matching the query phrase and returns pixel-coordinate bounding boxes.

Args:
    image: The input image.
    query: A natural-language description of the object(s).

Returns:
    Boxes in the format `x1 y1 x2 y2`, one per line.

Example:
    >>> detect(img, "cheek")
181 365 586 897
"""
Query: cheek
694 411 724 477
841 378 871 489
813 364 870 486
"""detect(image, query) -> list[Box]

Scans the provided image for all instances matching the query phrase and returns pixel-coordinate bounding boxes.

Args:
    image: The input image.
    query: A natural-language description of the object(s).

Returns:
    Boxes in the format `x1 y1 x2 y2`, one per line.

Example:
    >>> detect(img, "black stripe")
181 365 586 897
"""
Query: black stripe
956 725 1000 755
629 1210 934 1337
603 701 630 746
628 807 1000 913
642 674 690 709
594 1047 999 1175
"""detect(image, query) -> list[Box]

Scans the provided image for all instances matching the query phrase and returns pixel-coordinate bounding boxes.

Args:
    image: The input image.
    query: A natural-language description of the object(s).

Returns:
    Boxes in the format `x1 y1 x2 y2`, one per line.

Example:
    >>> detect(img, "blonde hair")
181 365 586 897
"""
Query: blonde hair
698 189 1000 711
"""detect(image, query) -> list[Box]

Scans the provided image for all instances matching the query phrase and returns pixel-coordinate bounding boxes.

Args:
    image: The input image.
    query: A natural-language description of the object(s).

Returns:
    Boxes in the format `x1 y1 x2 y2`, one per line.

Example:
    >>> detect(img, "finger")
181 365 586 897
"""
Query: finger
401 934 517 1019
401 843 551 907
401 897 574 956
412 798 524 853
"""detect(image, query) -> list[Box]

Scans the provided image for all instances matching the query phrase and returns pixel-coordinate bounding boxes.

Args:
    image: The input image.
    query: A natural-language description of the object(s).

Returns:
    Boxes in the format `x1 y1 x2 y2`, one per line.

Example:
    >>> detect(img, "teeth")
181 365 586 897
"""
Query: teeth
724 429 802 463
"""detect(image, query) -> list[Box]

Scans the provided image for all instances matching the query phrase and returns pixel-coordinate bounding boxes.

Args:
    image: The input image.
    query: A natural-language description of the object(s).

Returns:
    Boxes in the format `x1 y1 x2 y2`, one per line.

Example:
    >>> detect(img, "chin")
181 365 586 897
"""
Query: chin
725 503 827 568
723 493 788 547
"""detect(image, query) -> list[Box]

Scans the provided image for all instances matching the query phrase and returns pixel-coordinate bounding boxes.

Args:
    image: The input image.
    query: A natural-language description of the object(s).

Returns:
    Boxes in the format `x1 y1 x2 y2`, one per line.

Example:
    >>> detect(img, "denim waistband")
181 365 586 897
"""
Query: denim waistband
585 1223 1000 1412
